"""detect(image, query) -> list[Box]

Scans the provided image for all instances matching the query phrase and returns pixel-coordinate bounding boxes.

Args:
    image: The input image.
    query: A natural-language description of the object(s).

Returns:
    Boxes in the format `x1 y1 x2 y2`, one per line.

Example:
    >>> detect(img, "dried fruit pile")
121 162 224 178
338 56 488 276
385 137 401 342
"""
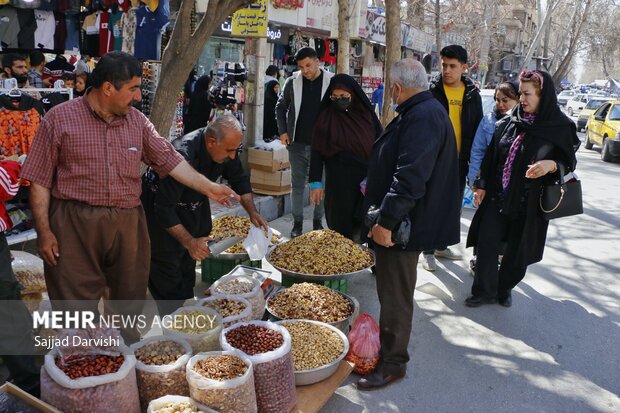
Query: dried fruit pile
54 354 125 379
281 321 345 371
211 216 279 254
269 230 373 274
268 283 353 323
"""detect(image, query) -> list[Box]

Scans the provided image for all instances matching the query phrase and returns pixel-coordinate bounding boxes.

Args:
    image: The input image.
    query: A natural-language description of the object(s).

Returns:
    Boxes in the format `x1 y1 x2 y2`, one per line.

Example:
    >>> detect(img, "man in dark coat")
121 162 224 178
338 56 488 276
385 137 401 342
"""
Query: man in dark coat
358 58 461 389
423 44 483 271
142 115 268 315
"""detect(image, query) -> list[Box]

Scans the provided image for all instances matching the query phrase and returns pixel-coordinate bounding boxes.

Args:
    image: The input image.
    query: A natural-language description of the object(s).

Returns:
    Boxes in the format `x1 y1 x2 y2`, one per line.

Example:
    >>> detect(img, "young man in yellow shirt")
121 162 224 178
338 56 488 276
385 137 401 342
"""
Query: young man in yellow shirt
425 45 483 271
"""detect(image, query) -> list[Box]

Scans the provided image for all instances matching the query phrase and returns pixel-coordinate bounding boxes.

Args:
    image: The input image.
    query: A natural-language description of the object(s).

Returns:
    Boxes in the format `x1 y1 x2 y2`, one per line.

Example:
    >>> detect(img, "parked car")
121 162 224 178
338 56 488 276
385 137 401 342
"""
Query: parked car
479 89 496 115
577 97 613 131
557 90 576 106
565 93 590 117
584 100 620 162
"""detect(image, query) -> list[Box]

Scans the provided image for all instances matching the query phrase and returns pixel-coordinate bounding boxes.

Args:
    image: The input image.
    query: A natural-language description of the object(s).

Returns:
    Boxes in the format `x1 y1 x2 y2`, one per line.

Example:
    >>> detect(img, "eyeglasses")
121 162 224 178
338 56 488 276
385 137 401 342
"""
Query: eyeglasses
519 70 544 90
330 94 351 101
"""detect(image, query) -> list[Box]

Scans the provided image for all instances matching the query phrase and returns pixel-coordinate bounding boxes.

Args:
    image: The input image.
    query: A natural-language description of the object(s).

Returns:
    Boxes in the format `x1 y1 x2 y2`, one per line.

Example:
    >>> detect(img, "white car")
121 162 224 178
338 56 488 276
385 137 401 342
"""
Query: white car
557 90 577 106
565 93 590 117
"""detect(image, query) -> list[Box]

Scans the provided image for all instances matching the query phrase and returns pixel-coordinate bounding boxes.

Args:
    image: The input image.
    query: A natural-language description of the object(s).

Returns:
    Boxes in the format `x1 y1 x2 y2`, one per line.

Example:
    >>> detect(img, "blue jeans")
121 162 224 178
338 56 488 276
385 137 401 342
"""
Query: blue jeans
288 142 324 222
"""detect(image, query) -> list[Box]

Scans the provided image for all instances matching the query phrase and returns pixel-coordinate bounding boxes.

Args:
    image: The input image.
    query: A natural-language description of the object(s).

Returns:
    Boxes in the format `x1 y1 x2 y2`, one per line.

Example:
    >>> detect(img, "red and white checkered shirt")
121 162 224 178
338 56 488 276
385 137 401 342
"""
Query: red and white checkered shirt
21 95 184 208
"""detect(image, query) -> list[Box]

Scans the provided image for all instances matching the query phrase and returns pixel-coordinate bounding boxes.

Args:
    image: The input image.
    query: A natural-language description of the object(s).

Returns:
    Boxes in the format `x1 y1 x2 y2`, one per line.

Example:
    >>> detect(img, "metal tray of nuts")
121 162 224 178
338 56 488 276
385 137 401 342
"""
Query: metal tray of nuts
275 319 350 386
215 229 284 260
265 244 375 281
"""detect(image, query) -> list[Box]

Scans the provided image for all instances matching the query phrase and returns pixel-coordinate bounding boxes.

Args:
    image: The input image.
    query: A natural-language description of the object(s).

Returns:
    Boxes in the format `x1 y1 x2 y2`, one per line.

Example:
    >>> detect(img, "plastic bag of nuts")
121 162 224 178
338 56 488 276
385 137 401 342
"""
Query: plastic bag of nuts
196 295 252 328
130 336 193 412
40 345 140 413
163 306 222 354
186 351 257 413
146 395 216 413
209 275 265 320
221 321 296 413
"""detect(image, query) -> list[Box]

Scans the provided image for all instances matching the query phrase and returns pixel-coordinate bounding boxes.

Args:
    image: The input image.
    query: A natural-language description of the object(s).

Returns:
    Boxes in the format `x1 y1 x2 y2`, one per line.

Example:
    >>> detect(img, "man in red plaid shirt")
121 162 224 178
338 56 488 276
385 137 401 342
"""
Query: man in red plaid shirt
21 52 239 317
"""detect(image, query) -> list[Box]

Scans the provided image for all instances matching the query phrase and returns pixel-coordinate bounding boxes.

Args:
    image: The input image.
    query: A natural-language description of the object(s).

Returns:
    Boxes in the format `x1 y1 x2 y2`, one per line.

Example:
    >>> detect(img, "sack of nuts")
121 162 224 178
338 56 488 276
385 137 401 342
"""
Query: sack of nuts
186 351 257 413
196 296 253 328
40 344 140 413
130 336 193 412
10 250 46 294
209 275 265 320
147 395 216 413
220 321 296 413
163 306 222 354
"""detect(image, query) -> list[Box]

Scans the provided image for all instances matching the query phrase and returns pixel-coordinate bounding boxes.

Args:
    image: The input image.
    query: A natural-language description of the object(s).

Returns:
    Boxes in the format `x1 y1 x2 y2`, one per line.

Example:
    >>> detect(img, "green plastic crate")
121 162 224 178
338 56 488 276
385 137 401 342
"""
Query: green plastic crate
201 257 261 284
281 275 348 293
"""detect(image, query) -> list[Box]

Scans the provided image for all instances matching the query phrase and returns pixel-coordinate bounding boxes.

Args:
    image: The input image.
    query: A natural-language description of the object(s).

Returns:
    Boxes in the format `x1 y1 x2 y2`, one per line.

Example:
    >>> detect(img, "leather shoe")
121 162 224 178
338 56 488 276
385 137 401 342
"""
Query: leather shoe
313 219 324 230
357 369 405 390
498 293 512 307
464 295 497 307
290 221 303 238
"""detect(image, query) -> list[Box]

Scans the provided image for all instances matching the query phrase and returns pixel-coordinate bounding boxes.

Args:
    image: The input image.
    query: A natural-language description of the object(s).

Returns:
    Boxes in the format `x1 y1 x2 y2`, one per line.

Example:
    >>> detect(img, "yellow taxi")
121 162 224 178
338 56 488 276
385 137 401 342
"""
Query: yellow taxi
585 100 620 162
577 97 613 131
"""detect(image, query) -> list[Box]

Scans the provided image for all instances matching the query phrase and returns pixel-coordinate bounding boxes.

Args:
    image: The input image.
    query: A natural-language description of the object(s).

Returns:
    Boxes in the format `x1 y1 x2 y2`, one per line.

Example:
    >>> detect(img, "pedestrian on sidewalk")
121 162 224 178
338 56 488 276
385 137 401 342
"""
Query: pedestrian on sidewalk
308 74 382 242
359 58 460 389
142 115 268 315
275 47 334 238
21 51 238 340
423 44 483 271
465 70 579 308
184 75 213 134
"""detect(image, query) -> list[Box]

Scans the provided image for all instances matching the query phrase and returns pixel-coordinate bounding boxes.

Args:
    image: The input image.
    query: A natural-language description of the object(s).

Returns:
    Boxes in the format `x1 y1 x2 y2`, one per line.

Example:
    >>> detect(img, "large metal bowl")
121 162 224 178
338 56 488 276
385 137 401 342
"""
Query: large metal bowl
266 288 359 333
275 319 350 386
265 244 375 281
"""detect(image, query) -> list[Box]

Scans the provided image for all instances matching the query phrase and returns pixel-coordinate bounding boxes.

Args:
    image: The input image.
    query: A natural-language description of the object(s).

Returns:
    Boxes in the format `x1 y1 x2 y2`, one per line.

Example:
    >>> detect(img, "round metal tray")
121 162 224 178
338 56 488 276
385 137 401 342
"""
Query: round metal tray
274 319 350 386
266 289 359 334
265 244 375 281
215 228 284 260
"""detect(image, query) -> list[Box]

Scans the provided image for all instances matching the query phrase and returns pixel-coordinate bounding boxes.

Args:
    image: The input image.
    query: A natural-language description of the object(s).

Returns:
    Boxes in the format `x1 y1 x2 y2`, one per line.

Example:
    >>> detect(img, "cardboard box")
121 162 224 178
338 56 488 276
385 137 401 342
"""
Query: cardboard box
248 147 290 172
250 168 291 194
0 382 63 413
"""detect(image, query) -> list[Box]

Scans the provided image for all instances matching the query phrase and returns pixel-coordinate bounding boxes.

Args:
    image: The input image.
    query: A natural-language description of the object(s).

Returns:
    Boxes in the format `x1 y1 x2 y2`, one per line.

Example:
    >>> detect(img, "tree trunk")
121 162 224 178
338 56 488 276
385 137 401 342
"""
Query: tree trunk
520 0 557 72
478 0 495 86
336 0 350 74
551 0 593 87
434 0 441 70
149 0 252 136
381 0 402 125
542 15 552 71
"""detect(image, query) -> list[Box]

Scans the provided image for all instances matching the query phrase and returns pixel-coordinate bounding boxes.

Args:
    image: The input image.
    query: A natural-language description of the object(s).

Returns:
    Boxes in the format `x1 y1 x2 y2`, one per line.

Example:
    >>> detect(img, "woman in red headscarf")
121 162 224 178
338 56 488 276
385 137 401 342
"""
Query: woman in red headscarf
308 74 383 242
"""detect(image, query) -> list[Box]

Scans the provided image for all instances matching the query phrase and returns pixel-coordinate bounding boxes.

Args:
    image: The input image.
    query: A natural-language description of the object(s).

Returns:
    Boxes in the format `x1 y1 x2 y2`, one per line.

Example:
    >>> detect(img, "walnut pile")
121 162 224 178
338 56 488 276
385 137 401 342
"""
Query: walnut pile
268 283 353 323
268 230 373 275
211 216 279 253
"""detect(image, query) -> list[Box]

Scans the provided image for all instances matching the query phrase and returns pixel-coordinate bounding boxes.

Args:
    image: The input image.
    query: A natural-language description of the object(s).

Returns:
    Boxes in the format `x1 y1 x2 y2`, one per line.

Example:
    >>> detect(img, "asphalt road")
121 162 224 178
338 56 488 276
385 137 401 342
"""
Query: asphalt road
267 128 620 413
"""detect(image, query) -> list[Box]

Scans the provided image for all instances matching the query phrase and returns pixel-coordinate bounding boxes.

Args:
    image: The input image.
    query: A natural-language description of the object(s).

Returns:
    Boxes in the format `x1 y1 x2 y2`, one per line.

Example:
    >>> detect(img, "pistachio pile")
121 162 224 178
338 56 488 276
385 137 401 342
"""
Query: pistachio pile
135 340 185 365
268 230 373 274
282 321 345 371
268 283 353 323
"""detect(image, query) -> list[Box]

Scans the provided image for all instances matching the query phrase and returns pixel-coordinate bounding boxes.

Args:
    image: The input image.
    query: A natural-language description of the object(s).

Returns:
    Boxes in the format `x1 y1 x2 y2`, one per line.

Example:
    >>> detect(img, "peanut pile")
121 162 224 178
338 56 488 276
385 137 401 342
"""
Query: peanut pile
211 216 280 253
193 355 248 381
268 283 353 323
54 354 124 379
202 298 247 318
135 340 185 365
269 230 373 274
282 321 345 371
153 401 207 413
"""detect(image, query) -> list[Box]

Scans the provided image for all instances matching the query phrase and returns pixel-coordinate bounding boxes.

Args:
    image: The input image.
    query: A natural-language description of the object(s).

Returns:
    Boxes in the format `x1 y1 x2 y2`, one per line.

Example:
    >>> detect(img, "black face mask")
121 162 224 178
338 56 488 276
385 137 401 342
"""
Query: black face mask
334 98 351 111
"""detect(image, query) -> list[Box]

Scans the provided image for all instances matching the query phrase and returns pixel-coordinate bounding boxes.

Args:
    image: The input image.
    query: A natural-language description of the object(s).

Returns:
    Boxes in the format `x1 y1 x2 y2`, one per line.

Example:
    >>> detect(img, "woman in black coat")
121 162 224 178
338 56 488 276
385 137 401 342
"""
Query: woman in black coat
466 70 579 308
262 80 280 141
308 74 383 242
183 75 212 134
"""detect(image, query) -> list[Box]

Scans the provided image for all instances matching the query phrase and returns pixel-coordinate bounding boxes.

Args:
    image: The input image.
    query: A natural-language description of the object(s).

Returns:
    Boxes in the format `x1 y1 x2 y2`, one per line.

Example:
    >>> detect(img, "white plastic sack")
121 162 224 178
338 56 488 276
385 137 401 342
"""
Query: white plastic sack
147 395 216 413
186 351 257 413
196 296 253 328
130 336 193 411
41 345 140 413
162 306 222 354
210 275 265 320
243 226 273 260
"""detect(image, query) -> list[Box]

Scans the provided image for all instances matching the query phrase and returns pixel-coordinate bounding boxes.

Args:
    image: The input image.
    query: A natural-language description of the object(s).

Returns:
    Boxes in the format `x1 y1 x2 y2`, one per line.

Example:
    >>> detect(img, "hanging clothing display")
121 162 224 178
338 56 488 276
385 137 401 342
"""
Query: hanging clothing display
34 10 55 49
0 94 44 158
120 7 137 54
16 9 36 49
81 11 100 57
53 11 67 50
64 13 79 51
134 5 168 60
0 7 19 49
109 9 123 51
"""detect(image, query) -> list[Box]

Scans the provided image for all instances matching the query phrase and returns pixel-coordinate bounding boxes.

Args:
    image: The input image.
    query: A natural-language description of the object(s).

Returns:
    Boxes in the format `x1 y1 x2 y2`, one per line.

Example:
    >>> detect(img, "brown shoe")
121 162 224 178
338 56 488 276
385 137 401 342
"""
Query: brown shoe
357 369 405 390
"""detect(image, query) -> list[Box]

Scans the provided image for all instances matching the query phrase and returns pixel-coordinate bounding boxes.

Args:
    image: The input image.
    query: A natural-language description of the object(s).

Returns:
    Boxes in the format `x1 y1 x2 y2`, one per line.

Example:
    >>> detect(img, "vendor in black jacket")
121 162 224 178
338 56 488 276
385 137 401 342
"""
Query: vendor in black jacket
141 115 268 315
359 59 461 390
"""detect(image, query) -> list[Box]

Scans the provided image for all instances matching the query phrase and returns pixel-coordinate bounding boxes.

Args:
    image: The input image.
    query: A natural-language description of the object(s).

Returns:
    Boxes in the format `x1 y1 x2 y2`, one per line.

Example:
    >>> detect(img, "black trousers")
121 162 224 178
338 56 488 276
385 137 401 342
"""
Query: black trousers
472 198 527 299
148 247 197 315
375 247 420 375
0 234 40 396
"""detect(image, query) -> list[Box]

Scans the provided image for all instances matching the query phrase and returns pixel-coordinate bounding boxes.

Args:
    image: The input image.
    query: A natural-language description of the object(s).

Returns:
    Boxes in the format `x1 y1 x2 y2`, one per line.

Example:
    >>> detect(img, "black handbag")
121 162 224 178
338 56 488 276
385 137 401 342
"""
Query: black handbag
364 205 411 246
539 163 583 220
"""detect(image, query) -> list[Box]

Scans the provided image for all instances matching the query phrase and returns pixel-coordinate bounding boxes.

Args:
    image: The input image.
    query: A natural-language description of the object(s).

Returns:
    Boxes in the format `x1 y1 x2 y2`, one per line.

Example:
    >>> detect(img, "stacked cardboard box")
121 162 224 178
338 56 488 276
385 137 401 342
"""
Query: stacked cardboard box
248 147 291 195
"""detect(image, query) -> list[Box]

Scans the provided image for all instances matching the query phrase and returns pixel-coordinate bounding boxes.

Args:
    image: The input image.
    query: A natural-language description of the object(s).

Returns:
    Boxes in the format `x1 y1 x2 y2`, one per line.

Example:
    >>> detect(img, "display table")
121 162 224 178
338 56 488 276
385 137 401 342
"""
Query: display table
293 361 354 413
